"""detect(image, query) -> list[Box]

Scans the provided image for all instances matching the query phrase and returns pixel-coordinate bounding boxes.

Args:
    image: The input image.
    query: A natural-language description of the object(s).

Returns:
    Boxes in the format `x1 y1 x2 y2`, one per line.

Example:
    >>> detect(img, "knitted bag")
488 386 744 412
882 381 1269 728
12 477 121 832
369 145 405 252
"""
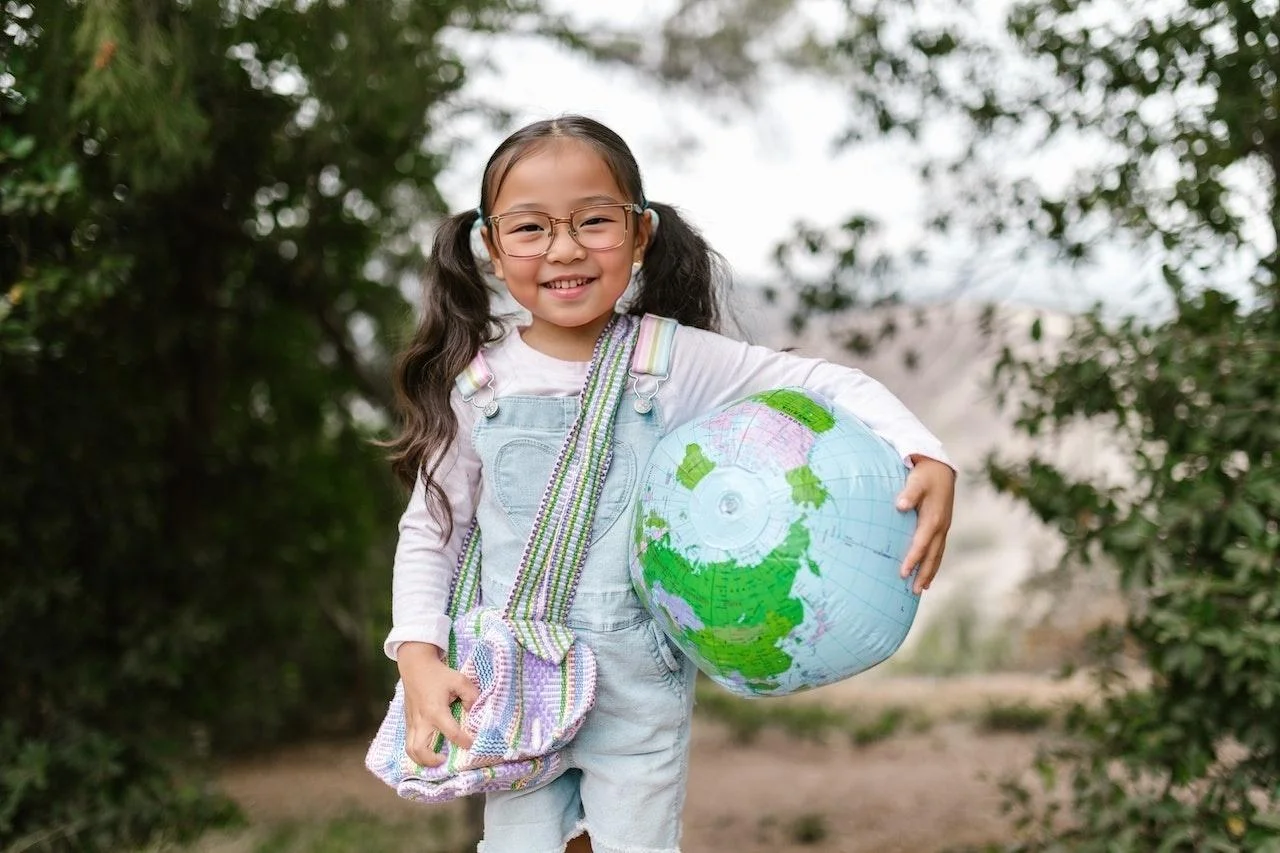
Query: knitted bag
366 314 672 804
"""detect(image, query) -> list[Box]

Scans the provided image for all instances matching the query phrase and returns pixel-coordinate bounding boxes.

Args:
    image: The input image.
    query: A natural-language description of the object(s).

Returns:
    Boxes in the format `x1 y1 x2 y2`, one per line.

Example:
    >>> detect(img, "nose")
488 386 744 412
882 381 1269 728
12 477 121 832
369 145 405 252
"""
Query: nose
544 220 586 262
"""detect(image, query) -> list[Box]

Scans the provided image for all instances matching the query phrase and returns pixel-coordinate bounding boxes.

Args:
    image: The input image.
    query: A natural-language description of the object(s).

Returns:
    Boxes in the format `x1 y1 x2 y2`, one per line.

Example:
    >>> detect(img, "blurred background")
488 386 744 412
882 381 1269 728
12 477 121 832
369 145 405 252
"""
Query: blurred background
3 1 1276 851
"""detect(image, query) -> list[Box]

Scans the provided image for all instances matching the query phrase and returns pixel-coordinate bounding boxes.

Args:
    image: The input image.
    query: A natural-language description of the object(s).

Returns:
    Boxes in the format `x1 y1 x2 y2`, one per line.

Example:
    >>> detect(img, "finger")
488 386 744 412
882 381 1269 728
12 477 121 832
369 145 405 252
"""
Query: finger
898 521 933 579
451 673 480 709
406 729 444 768
432 706 475 750
896 475 925 512
913 539 947 594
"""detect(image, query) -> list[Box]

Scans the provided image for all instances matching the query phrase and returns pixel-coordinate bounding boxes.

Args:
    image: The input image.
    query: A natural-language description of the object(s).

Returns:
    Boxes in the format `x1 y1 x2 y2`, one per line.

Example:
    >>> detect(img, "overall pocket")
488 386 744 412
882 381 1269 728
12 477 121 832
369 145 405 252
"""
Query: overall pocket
644 617 688 695
494 437 635 544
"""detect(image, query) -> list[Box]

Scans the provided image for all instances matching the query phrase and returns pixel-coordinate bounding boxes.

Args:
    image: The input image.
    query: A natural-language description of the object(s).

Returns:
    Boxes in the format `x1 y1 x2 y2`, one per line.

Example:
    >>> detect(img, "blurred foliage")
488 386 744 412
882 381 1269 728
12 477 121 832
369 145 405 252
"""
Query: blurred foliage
666 0 1280 847
0 0 580 848
884 585 1016 677
989 294 1280 851
675 0 1276 313
985 2 1280 849
693 676 925 747
976 701 1055 735
247 809 461 853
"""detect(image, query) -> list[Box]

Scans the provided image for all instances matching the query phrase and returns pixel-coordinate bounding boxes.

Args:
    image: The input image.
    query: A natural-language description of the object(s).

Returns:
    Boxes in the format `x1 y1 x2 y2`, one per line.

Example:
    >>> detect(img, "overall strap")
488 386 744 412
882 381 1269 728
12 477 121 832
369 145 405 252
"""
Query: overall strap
456 351 499 418
629 314 678 413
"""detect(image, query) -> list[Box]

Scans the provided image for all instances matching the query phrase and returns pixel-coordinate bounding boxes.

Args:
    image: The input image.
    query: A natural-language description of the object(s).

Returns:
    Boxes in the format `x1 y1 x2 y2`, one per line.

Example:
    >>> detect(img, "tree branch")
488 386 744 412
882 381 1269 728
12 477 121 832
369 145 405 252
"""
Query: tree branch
315 304 394 414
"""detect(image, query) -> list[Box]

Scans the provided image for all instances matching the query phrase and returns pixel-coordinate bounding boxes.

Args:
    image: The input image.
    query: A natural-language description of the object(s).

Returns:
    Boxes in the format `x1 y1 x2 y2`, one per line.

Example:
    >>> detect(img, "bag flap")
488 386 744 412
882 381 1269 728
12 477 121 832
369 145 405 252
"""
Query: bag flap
505 618 577 663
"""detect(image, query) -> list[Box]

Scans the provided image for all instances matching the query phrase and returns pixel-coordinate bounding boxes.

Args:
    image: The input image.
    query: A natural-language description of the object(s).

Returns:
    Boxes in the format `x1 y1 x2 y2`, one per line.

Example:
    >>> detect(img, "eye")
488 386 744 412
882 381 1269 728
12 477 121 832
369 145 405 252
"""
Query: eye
575 208 620 229
500 215 549 236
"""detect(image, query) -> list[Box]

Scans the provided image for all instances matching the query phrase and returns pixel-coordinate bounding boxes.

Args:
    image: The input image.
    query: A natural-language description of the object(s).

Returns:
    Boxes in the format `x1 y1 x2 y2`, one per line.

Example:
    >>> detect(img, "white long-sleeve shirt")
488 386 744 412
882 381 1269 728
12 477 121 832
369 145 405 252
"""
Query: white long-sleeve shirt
385 323 952 659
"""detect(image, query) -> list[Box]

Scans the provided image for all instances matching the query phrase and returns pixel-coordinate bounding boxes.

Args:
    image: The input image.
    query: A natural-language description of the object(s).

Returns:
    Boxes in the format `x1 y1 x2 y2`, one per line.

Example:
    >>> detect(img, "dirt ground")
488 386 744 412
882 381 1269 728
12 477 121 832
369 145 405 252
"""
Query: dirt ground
210 673 1088 853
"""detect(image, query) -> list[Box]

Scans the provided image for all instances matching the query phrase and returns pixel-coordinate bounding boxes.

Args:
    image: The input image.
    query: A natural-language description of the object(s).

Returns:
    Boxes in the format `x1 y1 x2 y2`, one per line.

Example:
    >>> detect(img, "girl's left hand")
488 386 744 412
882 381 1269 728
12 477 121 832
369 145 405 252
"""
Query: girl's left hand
895 456 956 594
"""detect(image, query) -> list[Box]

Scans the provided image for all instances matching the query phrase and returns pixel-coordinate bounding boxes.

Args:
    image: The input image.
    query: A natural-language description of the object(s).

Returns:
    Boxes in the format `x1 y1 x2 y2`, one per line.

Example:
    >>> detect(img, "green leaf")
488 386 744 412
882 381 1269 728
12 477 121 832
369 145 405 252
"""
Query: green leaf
8 135 36 159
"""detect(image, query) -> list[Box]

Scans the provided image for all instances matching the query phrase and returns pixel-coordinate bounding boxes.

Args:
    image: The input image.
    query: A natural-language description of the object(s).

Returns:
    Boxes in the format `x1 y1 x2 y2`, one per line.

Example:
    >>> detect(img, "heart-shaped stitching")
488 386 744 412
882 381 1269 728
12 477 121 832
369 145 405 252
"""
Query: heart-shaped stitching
493 437 635 545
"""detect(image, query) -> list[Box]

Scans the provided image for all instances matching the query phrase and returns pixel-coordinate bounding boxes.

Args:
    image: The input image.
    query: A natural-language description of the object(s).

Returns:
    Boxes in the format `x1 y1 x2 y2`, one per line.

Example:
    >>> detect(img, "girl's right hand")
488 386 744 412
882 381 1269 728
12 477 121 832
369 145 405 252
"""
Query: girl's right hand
397 642 480 768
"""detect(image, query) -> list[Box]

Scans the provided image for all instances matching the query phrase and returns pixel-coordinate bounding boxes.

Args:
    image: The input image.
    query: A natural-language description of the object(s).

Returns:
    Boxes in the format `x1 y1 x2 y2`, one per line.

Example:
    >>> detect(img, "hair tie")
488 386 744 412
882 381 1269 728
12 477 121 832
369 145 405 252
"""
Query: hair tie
643 205 661 236
470 207 491 264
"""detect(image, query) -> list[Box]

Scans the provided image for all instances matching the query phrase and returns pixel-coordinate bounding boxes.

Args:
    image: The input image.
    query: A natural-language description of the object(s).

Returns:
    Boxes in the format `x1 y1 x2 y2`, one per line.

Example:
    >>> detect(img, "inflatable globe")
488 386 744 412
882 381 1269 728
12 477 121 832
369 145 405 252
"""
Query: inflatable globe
630 388 919 697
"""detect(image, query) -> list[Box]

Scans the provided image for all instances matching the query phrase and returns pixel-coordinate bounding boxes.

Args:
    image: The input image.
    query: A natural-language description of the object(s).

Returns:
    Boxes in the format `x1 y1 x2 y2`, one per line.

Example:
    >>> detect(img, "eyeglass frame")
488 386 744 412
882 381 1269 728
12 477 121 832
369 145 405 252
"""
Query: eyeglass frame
482 202 644 259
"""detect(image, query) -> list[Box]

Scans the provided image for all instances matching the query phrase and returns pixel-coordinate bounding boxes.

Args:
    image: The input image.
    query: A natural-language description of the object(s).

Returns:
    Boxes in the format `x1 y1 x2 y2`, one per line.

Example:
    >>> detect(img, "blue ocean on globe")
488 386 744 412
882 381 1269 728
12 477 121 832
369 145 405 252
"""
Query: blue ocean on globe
630 387 920 697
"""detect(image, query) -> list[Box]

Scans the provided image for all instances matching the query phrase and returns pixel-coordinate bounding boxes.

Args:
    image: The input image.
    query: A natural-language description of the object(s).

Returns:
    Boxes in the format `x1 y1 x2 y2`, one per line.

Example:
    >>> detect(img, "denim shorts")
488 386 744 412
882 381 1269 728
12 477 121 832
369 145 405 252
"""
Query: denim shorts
477 593 697 853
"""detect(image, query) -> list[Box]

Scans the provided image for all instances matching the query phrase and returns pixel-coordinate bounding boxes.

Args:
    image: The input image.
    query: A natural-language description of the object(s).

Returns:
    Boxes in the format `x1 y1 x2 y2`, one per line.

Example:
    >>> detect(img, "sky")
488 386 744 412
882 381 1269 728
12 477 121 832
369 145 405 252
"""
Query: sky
431 3 1171 318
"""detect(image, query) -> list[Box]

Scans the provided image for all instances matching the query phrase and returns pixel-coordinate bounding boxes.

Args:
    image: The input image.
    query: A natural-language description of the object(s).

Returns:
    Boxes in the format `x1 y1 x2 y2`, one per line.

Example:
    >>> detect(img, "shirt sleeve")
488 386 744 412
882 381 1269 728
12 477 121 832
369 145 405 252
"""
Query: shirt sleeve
663 325 954 470
383 392 482 660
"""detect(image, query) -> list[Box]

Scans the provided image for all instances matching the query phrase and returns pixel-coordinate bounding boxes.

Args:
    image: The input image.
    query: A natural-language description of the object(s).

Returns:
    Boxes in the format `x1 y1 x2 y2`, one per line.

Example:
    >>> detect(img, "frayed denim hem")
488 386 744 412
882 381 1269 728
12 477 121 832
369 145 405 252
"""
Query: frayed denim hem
578 822 682 853
561 819 588 847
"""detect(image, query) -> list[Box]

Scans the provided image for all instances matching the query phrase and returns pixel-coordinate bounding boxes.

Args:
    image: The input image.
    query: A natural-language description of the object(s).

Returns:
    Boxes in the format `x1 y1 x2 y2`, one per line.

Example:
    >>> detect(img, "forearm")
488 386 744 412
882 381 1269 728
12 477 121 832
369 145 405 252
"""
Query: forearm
384 441 480 660
670 326 954 470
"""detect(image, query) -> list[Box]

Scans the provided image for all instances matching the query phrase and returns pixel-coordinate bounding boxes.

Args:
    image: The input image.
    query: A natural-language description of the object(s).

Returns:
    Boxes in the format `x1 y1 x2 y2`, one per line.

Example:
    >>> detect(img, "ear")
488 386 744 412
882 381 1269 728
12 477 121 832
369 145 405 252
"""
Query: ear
632 210 653 264
482 226 505 281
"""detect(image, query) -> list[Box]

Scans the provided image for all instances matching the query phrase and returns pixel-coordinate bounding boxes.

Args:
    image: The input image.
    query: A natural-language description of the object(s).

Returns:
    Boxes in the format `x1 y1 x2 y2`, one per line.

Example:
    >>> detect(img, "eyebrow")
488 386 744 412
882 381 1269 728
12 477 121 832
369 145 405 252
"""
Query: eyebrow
500 194 623 213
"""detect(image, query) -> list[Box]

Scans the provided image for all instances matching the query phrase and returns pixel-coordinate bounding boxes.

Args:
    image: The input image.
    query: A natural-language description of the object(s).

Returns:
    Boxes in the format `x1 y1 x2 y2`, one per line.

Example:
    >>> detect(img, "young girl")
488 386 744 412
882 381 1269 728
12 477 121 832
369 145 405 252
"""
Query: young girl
383 115 956 853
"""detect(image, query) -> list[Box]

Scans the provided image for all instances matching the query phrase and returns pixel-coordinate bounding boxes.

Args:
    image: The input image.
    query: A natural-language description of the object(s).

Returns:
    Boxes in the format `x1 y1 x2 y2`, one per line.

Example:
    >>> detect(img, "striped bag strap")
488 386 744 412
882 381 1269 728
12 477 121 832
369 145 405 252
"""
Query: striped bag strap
444 521 483 619
439 349 499 623
503 313 641 624
443 314 644 627
628 314 678 414
441 522 482 677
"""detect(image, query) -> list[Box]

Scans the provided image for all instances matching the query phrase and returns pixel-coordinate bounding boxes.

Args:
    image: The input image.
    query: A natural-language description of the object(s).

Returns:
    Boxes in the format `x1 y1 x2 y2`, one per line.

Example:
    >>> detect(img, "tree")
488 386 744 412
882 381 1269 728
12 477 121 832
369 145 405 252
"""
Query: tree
672 0 1280 846
972 3 1280 847
0 1 561 848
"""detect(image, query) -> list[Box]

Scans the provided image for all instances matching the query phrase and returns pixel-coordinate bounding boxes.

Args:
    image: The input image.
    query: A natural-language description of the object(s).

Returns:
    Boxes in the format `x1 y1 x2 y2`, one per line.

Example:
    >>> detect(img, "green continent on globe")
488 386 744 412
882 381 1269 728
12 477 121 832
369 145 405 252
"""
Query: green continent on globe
641 510 668 531
785 465 830 509
638 520 816 693
676 443 716 489
750 388 836 433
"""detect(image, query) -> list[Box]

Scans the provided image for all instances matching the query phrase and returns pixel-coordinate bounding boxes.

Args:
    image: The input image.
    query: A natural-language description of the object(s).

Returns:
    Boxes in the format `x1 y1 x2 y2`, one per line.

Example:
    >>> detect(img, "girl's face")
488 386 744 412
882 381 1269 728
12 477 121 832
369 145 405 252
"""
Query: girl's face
482 139 649 355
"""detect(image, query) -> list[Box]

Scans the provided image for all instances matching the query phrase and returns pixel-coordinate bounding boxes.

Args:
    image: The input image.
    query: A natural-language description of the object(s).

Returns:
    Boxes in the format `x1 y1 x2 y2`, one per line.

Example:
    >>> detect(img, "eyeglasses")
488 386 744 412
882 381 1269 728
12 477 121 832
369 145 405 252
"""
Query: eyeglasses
485 203 642 259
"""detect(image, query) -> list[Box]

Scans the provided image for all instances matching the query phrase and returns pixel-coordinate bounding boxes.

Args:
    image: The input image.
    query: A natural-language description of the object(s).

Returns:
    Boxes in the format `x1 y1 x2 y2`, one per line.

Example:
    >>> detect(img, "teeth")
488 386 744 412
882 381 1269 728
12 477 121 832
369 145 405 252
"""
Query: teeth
543 278 590 290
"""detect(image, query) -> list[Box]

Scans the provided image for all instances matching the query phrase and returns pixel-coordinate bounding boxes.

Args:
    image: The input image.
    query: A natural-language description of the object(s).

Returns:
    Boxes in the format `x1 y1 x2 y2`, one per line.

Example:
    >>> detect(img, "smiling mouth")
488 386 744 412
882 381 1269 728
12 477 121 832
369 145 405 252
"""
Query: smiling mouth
541 277 594 290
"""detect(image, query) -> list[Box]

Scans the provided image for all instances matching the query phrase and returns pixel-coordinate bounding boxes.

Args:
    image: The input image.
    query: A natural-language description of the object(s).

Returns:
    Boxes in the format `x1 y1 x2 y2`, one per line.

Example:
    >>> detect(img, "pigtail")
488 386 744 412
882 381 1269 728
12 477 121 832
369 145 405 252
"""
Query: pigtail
385 209 501 535
628 201 730 333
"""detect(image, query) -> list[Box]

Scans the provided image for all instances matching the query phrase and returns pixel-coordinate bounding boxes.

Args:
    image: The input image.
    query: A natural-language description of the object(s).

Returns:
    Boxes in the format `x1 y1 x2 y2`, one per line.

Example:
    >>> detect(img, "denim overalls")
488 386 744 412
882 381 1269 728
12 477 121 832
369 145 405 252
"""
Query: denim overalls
470 385 698 853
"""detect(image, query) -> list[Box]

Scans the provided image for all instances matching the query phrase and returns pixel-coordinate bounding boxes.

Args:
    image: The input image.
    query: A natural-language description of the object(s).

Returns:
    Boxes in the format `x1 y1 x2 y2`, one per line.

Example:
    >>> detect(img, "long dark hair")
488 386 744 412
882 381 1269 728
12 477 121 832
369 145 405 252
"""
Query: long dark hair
386 115 730 531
